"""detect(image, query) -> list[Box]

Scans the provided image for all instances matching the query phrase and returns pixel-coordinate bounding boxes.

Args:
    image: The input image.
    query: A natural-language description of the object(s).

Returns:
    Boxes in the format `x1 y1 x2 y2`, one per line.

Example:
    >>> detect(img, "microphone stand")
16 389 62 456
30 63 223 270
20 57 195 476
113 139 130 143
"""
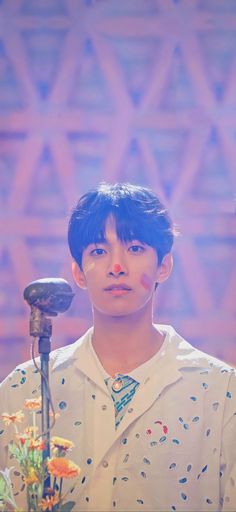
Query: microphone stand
24 277 75 498
29 306 55 495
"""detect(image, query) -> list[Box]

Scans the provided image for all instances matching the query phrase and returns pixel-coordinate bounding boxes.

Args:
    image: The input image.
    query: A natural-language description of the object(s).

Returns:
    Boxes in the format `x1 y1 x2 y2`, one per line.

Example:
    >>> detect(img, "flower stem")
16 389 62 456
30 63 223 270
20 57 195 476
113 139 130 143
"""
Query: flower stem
59 478 63 498
32 412 36 438
53 476 57 491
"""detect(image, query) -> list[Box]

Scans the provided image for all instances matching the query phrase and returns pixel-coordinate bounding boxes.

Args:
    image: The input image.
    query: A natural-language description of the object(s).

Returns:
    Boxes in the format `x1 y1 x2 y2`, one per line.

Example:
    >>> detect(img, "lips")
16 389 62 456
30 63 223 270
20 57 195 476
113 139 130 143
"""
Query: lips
104 284 131 291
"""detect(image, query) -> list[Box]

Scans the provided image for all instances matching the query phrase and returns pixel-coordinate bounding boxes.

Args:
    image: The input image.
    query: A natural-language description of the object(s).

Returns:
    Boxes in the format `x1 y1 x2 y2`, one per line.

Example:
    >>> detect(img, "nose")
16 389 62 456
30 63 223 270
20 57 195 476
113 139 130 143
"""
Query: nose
107 262 127 278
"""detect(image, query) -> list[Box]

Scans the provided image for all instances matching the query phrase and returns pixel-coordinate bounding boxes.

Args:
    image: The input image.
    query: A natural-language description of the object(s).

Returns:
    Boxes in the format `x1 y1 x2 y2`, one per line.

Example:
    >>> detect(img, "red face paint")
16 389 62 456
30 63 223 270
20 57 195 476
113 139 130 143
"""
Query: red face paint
140 273 152 290
114 263 122 273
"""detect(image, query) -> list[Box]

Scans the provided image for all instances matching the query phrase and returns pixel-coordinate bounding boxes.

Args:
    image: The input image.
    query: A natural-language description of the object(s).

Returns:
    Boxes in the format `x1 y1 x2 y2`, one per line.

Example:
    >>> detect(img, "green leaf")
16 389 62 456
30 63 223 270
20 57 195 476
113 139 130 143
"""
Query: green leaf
59 500 76 512
0 467 14 488
0 476 7 497
0 470 18 509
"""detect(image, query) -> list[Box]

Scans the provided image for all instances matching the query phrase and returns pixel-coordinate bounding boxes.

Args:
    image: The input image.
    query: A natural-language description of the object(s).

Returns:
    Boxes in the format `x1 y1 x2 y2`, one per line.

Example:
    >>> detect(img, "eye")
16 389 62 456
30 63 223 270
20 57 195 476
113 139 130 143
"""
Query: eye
90 247 106 256
128 244 145 254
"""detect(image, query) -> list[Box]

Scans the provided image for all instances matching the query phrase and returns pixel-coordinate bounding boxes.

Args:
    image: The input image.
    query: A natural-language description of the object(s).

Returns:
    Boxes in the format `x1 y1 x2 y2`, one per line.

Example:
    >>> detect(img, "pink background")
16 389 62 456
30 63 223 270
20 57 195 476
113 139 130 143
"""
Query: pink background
0 0 236 381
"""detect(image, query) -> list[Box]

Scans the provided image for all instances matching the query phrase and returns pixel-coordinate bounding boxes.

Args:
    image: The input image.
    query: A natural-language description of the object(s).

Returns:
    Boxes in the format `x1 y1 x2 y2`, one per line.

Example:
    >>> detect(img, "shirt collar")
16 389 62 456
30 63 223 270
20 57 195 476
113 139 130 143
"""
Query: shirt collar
50 324 215 385
51 327 110 392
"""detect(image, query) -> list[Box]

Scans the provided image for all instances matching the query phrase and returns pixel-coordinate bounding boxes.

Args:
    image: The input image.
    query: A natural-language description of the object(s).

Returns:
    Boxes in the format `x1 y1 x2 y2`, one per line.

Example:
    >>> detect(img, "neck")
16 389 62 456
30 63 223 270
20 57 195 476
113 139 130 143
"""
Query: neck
92 307 164 376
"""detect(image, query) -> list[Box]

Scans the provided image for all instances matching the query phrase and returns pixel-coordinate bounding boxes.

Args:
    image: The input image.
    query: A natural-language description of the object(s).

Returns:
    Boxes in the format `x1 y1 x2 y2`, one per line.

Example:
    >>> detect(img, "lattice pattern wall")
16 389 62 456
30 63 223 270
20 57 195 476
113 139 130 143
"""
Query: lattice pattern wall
0 0 236 381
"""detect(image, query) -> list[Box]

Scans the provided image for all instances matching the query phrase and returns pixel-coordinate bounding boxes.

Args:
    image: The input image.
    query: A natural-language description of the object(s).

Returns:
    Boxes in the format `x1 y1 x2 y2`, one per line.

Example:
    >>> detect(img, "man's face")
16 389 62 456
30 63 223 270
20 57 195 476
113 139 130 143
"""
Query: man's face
72 217 172 318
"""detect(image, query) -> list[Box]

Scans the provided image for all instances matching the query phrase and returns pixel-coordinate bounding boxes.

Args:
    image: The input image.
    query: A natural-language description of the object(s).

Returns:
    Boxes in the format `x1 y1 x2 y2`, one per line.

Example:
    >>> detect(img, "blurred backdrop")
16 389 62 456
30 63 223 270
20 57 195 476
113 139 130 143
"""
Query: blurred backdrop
0 0 236 381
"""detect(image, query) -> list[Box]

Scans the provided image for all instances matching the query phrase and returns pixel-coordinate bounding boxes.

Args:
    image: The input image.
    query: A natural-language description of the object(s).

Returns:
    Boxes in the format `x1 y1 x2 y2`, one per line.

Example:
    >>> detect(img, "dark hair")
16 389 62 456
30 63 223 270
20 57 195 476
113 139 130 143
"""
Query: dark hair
68 182 175 269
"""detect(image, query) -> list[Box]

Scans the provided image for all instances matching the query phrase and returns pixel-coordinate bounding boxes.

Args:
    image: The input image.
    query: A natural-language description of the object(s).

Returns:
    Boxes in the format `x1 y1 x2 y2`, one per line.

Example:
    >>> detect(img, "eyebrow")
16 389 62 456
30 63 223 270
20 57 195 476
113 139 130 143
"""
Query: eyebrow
86 239 109 248
90 237 145 247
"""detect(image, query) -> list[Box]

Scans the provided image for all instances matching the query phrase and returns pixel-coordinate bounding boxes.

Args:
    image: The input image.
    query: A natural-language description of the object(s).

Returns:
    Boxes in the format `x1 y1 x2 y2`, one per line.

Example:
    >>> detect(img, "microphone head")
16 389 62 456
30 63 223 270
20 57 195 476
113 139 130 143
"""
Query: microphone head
23 278 74 315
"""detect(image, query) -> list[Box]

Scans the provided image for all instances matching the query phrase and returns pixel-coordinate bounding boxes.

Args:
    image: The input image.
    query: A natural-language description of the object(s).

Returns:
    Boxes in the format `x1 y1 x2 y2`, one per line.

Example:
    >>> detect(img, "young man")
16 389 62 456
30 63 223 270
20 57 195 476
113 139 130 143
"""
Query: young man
0 182 236 511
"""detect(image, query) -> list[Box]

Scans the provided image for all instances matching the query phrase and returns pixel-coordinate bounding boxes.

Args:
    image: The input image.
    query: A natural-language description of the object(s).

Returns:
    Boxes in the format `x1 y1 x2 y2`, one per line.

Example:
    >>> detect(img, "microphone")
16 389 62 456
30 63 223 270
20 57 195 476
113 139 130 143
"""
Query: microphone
23 278 74 316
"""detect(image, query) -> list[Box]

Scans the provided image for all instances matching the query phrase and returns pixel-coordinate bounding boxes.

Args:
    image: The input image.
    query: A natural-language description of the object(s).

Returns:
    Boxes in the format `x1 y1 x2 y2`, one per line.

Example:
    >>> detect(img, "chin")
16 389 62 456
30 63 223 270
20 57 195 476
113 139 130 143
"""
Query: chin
94 303 148 318
96 308 132 318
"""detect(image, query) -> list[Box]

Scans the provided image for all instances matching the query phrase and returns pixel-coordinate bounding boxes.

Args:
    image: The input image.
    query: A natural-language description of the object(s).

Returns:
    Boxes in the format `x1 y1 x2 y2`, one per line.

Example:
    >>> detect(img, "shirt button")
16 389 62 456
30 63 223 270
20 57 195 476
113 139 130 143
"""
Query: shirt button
128 407 133 413
102 460 108 468
101 404 107 411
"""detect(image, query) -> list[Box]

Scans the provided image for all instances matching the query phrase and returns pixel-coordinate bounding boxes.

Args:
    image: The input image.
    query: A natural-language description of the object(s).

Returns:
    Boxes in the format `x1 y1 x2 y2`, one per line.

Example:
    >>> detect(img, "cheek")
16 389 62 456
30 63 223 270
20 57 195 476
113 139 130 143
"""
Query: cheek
140 273 152 291
83 261 95 275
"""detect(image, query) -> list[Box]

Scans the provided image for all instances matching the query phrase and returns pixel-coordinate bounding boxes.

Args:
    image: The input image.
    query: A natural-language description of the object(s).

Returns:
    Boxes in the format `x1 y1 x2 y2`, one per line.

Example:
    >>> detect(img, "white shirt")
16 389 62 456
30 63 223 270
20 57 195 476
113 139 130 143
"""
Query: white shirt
0 325 236 511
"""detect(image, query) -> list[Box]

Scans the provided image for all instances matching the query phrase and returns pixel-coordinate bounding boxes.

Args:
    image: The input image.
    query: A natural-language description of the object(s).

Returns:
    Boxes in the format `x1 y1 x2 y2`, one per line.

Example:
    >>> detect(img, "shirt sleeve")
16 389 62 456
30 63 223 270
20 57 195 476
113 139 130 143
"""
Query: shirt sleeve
0 371 16 469
0 364 41 512
220 369 236 511
0 363 40 469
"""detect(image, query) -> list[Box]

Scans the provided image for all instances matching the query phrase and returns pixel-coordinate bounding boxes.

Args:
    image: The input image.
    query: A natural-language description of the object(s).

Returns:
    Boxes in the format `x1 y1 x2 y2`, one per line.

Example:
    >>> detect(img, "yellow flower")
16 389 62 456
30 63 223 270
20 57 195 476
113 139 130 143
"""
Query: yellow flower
51 436 74 453
24 397 42 410
24 467 39 485
39 491 60 511
28 438 46 451
2 410 24 425
49 410 60 420
47 458 81 479
24 426 38 436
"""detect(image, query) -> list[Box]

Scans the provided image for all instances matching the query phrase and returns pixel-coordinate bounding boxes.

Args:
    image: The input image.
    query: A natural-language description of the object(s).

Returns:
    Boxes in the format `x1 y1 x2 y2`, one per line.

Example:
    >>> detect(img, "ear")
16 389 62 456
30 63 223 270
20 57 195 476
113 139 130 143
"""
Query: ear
71 260 87 290
156 253 173 284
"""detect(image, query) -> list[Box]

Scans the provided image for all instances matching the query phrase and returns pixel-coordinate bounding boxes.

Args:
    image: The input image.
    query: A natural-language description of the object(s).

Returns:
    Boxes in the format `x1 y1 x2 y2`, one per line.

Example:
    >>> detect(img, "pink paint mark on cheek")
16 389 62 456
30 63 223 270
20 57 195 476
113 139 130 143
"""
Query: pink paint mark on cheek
140 273 152 290
114 263 122 273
